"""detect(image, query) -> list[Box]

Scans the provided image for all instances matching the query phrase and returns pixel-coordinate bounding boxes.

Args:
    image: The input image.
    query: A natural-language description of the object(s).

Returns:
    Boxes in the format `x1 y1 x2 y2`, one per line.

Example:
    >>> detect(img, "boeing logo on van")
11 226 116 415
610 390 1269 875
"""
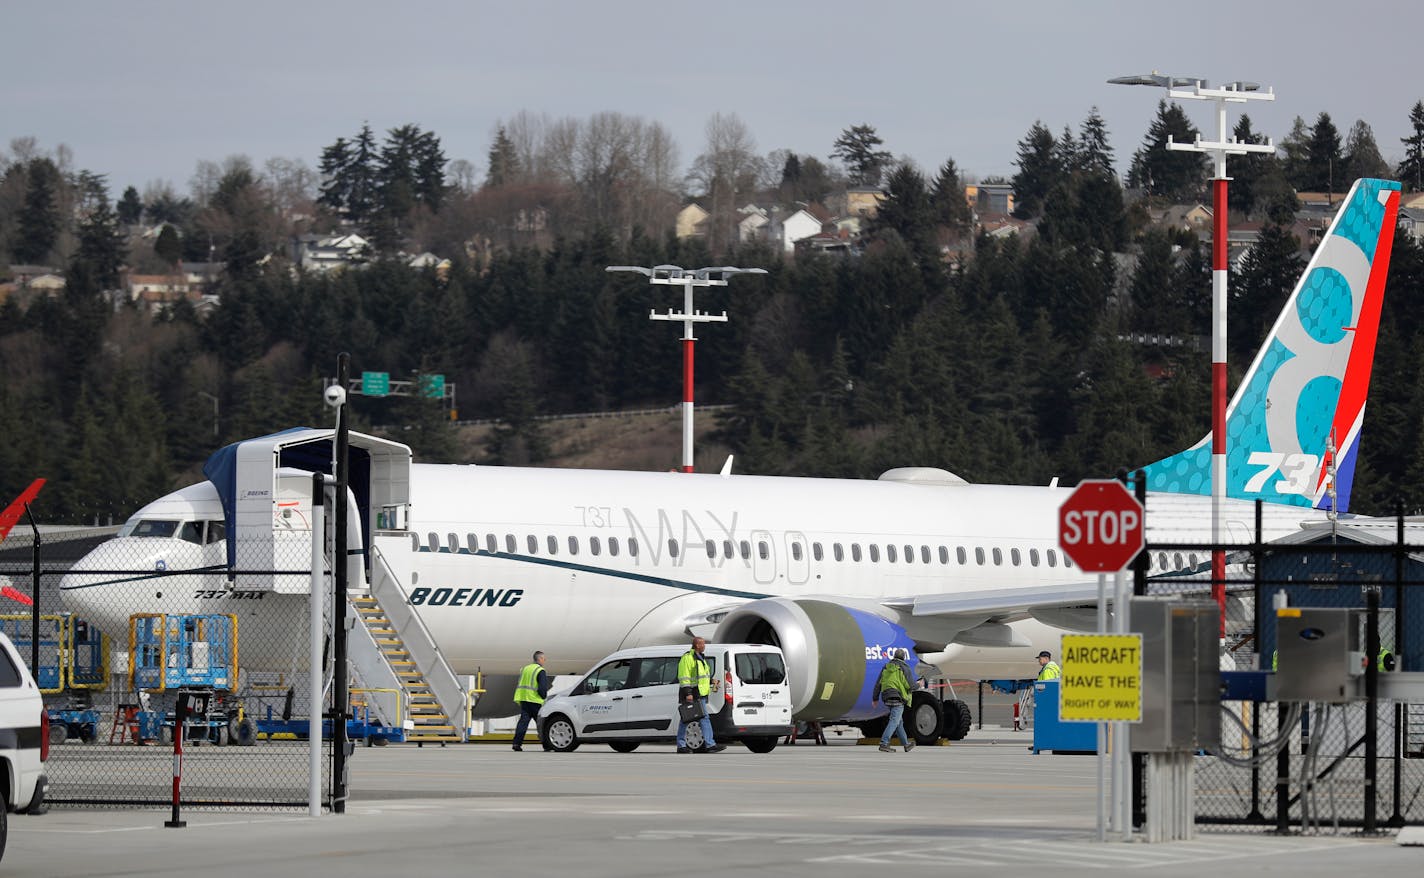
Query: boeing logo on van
408 587 524 607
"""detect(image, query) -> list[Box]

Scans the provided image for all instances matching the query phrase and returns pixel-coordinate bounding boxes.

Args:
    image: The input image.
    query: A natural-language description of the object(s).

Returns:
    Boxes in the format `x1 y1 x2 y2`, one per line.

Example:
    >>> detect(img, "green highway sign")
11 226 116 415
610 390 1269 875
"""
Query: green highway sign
361 371 390 397
421 374 445 399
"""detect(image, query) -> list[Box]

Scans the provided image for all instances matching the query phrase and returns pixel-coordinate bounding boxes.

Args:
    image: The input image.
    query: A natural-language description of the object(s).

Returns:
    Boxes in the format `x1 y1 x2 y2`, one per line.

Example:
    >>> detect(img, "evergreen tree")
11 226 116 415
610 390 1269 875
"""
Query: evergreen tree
154 224 182 265
1055 125 1080 175
1398 100 1424 192
1126 100 1206 200
1011 121 1059 218
1305 112 1344 194
12 158 61 264
1343 120 1390 183
117 185 144 225
73 191 126 290
1231 224 1303 362
485 125 520 188
831 124 892 187
1078 106 1115 178
1279 115 1311 190
1227 114 1268 216
875 164 939 268
317 135 353 215
929 158 973 236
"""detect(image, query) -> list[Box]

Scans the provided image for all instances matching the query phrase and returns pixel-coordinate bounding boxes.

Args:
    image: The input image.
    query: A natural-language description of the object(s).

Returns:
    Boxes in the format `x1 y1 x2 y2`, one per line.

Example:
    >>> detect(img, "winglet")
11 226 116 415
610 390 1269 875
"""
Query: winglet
0 478 45 542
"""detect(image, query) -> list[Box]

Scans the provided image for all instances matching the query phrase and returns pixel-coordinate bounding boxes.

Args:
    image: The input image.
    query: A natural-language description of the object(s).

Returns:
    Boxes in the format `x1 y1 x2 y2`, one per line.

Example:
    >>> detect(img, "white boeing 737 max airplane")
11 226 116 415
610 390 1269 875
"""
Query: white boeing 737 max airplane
59 179 1403 741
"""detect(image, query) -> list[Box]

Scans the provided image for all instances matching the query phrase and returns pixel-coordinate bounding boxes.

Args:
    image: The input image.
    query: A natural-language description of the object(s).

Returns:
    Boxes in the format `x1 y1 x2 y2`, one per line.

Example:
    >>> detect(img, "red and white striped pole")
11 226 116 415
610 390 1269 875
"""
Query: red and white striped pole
1210 165 1229 635
681 327 696 473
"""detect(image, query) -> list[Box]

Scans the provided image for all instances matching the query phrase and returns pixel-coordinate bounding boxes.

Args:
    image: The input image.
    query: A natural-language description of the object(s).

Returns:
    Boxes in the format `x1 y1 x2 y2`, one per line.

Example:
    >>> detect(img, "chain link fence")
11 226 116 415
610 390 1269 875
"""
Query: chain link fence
0 527 334 810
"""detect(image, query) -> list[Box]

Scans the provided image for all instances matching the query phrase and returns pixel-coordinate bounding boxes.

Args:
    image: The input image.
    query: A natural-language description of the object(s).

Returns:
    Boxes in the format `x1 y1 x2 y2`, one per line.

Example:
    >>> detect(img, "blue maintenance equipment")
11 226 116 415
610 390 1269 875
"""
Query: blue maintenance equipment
1030 680 1098 754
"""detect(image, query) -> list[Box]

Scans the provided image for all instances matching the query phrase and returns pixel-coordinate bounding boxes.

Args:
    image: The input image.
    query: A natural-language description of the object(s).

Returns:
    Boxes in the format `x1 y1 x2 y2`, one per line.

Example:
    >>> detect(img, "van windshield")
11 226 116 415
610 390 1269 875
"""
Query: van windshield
735 652 786 685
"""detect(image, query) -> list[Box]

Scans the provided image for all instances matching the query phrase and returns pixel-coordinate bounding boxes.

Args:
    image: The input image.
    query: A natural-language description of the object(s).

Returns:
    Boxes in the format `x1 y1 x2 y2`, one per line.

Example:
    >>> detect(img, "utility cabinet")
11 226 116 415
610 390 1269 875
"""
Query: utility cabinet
1275 607 1366 703
1132 598 1220 753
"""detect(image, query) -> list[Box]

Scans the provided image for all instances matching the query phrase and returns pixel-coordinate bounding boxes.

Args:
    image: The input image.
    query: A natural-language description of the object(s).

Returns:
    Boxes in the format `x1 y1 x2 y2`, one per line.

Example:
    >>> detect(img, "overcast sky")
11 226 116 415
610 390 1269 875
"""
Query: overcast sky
5 1 1421 196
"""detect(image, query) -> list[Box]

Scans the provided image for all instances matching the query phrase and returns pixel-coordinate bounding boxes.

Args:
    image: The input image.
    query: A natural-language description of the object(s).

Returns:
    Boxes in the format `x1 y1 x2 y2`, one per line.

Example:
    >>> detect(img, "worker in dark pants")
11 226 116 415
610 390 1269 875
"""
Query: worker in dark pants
512 650 549 751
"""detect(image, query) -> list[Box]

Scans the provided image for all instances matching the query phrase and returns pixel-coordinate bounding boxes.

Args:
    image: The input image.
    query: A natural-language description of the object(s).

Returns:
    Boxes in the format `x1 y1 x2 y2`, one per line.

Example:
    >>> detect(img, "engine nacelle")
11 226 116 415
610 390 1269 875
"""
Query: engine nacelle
712 597 917 723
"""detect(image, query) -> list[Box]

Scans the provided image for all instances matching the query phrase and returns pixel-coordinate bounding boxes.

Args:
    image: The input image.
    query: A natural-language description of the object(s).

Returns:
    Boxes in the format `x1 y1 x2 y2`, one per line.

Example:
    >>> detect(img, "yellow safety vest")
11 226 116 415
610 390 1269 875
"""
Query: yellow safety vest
677 650 711 697
1037 661 1061 681
513 662 545 705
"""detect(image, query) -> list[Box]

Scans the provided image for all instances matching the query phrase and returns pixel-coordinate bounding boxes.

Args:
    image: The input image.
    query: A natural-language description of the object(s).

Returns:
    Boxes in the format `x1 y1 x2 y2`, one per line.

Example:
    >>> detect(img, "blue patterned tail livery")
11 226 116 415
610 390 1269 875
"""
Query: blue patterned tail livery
1142 178 1402 513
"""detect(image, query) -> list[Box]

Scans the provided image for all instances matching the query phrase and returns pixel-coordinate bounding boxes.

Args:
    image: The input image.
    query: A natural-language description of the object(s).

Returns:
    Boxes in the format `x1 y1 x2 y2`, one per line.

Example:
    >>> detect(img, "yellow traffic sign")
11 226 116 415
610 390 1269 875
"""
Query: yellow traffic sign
1059 633 1143 722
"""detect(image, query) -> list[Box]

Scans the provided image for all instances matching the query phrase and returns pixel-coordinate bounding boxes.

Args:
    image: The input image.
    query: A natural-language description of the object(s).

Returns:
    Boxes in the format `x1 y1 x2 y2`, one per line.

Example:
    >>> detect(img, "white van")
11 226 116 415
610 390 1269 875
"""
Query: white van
538 643 792 753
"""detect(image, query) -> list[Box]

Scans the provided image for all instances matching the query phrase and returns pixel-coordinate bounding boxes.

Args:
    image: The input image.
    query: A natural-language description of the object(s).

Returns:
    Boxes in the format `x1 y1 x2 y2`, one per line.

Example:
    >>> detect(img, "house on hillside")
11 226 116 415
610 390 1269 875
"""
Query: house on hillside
778 208 824 254
407 252 452 281
1155 203 1212 232
738 205 769 242
1399 206 1424 243
292 233 370 273
675 203 709 239
965 183 1014 217
826 187 885 219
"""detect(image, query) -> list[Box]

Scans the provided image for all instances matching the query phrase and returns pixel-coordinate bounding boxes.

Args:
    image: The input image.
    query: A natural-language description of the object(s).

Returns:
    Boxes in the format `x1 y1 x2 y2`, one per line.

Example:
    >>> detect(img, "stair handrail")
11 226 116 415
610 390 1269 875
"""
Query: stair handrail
368 541 468 739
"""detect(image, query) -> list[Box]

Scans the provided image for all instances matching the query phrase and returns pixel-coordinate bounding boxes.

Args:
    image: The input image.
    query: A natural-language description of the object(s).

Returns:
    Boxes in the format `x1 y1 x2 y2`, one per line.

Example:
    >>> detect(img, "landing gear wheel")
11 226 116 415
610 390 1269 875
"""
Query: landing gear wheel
909 692 945 745
945 699 973 740
743 735 778 753
608 741 640 753
542 715 580 752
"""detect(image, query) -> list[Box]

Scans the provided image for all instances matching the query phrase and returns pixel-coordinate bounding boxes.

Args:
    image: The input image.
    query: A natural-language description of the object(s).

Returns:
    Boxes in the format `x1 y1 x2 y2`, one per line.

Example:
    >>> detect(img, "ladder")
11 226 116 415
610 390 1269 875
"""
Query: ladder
351 595 462 743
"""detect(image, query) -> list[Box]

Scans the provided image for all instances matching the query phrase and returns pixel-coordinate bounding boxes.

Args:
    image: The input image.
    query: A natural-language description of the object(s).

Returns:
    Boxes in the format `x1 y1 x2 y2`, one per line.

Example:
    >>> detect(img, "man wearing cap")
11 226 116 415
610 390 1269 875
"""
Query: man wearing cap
1036 650 1061 681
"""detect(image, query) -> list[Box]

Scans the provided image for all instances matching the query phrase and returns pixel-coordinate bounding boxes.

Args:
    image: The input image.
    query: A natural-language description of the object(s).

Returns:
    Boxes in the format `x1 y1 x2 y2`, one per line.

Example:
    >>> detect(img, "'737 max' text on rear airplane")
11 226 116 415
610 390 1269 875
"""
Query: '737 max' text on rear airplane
59 178 1403 743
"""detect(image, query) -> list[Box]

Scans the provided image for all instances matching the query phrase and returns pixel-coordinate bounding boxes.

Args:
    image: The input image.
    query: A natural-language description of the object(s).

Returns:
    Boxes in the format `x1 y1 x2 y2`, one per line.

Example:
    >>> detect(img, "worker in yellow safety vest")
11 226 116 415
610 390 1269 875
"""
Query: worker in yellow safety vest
1036 650 1062 681
676 636 724 754
512 650 549 752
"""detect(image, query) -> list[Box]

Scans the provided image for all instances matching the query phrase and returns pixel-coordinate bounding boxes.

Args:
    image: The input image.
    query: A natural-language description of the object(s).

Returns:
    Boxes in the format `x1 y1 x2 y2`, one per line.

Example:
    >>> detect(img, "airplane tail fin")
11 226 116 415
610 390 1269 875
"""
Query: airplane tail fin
0 478 45 542
1142 178 1402 514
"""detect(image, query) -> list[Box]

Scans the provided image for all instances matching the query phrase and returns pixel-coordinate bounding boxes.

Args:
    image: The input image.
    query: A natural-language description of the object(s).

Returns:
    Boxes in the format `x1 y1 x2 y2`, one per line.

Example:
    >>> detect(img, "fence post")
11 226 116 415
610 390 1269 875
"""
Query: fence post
25 503 39 676
1364 586 1379 833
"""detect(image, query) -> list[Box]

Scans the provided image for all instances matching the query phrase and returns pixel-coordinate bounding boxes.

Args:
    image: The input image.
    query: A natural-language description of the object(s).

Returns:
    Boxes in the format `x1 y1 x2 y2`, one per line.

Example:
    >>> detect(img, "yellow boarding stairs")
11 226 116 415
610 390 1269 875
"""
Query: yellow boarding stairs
351 594 461 743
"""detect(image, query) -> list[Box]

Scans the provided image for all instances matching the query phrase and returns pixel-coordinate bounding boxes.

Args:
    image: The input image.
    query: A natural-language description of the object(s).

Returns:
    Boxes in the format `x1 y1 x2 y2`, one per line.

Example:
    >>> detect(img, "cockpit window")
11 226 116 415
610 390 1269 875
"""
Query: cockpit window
126 520 180 538
178 522 202 544
205 521 226 544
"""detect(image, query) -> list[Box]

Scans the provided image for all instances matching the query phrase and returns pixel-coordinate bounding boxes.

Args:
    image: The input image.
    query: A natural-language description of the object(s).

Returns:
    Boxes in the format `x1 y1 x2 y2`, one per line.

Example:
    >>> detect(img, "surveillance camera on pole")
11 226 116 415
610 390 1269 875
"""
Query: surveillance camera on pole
607 264 767 472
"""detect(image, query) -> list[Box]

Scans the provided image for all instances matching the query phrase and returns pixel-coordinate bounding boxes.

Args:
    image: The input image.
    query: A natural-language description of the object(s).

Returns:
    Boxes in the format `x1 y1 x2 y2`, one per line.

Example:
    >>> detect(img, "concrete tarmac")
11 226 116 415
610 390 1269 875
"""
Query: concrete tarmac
6 733 1419 877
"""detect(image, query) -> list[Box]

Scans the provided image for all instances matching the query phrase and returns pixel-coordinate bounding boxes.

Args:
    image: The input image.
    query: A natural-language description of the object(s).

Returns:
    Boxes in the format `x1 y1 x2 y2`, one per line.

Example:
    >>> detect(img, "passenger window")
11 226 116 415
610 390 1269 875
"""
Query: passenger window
1188 554 1198 569
957 547 967 565
975 547 985 565
706 539 716 558
791 543 803 562
547 535 558 555
851 544 861 562
868 545 880 563
527 535 538 554
921 546 930 564
1011 548 1021 566
833 543 844 562
579 659 634 694
757 541 769 560
813 543 823 562
447 533 458 552
590 536 602 556
723 539 734 559
886 545 897 563
467 534 479 553
505 534 516 553
992 548 1003 565
1064 555 1074 569
485 534 498 554
410 533 420 551
0 650 20 687
568 536 579 555
739 540 751 560
905 545 915 563
668 539 680 558
1030 548 1040 567
608 537 619 557
427 533 439 551
628 538 639 558
634 656 679 687
1047 549 1058 567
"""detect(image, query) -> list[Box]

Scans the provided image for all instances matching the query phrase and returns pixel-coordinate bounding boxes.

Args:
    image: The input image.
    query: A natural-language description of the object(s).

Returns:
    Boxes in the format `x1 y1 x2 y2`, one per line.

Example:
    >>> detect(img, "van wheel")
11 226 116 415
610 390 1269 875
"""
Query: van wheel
945 699 973 741
543 715 580 752
608 741 639 753
0 801 7 863
909 692 944 745
743 736 778 753
683 723 706 751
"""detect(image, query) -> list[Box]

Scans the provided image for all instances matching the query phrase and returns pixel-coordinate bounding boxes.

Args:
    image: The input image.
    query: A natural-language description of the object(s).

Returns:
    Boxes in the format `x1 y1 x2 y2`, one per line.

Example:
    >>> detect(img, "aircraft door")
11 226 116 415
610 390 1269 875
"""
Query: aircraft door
751 529 776 585
785 531 810 586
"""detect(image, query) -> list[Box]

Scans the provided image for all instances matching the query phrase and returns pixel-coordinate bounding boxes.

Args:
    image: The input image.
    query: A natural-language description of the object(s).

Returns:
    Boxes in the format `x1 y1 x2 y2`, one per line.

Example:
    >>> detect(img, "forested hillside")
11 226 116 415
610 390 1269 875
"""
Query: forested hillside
4 104 1424 523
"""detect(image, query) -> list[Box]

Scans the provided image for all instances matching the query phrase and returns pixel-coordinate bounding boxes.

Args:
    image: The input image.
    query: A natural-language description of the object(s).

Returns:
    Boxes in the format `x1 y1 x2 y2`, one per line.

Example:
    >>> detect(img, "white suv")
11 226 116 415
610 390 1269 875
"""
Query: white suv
0 632 49 861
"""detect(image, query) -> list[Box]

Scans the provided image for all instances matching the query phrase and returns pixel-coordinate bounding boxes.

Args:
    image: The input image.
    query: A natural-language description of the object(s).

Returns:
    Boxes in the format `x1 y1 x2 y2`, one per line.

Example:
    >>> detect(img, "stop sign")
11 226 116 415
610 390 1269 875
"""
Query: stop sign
1058 479 1144 572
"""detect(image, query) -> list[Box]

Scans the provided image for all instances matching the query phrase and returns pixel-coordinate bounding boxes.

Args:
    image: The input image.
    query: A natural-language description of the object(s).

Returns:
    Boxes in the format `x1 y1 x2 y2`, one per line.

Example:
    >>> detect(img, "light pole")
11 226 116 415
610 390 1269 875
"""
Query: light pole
1110 72 1275 634
197 391 219 439
606 264 766 472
